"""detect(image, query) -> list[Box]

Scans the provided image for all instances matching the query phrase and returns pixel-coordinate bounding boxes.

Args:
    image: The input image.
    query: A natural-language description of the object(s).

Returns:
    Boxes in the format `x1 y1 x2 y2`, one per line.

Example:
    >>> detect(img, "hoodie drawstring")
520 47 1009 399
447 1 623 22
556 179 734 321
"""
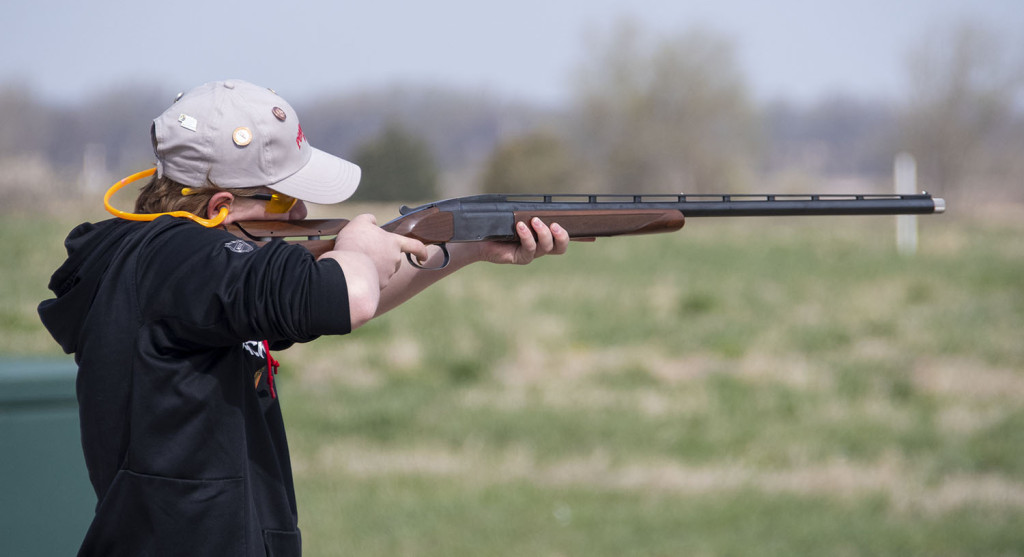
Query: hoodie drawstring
262 340 280 399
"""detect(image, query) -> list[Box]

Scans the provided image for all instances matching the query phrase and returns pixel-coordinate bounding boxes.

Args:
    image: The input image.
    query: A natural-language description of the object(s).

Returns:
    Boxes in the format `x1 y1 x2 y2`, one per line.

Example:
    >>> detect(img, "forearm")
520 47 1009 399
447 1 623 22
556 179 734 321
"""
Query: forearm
374 243 484 316
319 250 381 329
374 218 571 316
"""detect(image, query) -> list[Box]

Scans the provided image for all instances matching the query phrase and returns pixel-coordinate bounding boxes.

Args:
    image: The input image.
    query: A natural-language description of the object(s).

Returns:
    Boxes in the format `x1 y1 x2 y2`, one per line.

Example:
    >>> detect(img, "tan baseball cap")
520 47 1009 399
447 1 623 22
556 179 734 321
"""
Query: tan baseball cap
152 79 360 204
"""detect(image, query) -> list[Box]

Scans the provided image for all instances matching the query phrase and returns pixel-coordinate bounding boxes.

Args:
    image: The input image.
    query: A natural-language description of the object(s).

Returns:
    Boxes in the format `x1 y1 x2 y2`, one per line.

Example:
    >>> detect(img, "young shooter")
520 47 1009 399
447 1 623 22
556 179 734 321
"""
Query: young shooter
38 80 570 556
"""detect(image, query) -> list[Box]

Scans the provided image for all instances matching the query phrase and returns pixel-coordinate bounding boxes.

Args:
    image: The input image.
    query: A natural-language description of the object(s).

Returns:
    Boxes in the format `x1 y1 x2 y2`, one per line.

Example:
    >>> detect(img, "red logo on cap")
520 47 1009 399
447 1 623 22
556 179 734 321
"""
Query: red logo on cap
296 124 306 149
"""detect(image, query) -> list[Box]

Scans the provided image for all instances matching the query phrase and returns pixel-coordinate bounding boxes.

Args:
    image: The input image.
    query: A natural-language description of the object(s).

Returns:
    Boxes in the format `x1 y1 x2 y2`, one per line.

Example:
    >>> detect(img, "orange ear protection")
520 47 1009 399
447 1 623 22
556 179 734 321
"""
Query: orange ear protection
104 167 229 227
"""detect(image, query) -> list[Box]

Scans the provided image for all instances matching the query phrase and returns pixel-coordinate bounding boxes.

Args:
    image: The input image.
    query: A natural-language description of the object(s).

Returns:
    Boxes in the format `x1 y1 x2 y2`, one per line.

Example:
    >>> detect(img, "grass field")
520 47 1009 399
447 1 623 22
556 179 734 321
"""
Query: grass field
4 203 1024 555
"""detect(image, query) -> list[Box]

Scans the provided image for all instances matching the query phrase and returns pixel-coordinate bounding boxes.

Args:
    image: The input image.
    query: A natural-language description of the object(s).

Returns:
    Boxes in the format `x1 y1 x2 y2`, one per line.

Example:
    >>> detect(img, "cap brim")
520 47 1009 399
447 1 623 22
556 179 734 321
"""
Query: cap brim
270 148 361 204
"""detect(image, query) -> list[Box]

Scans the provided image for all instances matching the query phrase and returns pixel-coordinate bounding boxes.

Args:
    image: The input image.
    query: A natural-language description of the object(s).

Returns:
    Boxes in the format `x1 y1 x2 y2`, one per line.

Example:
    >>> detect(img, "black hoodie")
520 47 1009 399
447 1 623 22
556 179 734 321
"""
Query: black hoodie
39 216 351 556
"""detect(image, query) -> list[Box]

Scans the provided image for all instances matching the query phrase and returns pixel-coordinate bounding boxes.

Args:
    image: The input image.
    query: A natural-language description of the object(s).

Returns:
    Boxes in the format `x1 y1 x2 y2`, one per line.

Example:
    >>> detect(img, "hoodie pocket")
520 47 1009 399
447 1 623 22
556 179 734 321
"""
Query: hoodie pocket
80 469 245 556
263 528 302 556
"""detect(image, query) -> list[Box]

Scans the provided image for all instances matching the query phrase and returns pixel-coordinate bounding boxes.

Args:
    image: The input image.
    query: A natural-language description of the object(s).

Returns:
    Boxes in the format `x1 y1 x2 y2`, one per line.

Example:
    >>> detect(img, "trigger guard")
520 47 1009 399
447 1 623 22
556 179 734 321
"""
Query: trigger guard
407 243 450 270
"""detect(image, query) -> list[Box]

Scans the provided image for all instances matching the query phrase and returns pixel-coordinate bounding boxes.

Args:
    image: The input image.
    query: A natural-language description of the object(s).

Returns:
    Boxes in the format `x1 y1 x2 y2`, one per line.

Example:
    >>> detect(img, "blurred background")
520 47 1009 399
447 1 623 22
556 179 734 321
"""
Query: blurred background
2 1 1023 555
3 0 1022 208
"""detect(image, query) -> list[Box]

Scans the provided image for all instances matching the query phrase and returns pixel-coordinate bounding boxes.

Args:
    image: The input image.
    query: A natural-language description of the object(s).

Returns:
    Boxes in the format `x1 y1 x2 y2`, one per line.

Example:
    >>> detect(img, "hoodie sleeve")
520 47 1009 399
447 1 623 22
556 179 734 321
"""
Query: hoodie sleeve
135 219 351 347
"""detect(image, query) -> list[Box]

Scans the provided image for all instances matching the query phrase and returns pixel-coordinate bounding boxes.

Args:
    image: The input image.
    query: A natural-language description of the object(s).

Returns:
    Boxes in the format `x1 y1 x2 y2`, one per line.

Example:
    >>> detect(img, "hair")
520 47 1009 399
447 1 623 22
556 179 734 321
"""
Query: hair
134 175 271 217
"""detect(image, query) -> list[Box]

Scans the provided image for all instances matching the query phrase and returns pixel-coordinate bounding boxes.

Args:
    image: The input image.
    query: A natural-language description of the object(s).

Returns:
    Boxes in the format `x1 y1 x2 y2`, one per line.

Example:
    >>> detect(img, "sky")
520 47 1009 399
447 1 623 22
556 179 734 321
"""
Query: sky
4 0 1021 107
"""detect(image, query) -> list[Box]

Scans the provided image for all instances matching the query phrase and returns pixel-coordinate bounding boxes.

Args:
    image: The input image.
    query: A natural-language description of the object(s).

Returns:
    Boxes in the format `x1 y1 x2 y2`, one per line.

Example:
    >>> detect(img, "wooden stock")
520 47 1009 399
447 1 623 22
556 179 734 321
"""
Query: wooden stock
379 207 455 244
224 219 348 258
513 209 685 238
228 219 349 238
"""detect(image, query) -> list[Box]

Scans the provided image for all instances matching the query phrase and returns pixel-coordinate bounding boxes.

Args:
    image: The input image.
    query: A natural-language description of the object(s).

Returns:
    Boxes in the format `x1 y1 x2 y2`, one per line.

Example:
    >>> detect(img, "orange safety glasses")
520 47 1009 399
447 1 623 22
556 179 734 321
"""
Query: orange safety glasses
248 192 299 214
180 188 298 214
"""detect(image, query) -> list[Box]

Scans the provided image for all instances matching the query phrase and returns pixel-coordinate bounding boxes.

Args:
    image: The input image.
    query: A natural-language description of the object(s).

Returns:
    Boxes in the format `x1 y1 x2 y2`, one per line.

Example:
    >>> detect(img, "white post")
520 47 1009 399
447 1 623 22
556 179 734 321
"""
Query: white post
894 152 918 255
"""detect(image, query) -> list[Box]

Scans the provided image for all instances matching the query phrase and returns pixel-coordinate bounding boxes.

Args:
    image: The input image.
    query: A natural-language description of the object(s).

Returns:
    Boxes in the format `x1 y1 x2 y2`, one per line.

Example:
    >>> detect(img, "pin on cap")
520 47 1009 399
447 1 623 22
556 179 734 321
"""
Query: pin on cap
272 107 287 121
232 127 253 146
178 114 198 132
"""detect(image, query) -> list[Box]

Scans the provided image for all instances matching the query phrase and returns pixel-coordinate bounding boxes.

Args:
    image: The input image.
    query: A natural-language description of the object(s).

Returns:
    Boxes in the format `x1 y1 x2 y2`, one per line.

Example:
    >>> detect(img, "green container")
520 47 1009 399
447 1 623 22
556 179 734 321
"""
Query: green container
0 359 94 555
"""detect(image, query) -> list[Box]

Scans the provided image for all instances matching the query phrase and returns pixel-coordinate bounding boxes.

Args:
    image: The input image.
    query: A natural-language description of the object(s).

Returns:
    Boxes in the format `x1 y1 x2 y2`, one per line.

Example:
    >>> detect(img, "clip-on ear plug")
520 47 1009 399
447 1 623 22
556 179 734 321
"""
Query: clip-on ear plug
104 168 228 227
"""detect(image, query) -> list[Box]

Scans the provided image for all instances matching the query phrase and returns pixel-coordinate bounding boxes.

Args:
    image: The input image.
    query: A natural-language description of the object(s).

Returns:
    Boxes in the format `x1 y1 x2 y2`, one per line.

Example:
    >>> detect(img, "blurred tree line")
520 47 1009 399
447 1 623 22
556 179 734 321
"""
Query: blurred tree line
1 19 1020 210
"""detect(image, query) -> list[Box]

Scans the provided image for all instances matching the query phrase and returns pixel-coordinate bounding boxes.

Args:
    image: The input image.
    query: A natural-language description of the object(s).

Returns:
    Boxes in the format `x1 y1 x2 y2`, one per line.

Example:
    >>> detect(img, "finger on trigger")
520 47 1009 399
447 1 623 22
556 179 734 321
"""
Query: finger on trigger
402 238 429 263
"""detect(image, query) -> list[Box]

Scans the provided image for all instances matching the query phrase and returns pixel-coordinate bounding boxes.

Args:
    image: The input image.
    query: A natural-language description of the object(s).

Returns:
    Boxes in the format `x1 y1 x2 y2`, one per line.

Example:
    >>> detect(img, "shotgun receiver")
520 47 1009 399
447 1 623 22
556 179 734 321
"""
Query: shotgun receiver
225 192 945 268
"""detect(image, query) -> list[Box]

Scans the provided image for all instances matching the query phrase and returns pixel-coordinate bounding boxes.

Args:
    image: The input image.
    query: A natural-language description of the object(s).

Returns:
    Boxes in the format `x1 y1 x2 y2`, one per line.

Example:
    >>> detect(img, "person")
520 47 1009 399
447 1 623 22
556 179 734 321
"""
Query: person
37 79 570 556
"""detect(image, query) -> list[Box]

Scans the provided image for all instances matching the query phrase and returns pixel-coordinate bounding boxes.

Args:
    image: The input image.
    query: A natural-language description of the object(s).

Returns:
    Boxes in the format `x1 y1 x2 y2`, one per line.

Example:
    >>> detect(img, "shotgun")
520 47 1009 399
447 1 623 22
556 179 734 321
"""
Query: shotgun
225 192 946 269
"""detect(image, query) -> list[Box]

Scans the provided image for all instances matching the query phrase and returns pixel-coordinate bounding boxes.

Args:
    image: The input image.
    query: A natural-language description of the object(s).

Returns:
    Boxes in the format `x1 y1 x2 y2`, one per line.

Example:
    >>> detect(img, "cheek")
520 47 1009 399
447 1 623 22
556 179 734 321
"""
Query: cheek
232 199 274 221
288 202 308 220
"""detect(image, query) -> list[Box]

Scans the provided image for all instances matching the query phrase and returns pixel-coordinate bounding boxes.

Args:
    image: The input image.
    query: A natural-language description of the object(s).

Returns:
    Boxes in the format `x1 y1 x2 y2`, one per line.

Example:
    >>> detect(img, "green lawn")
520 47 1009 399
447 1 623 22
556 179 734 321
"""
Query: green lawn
6 206 1024 555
